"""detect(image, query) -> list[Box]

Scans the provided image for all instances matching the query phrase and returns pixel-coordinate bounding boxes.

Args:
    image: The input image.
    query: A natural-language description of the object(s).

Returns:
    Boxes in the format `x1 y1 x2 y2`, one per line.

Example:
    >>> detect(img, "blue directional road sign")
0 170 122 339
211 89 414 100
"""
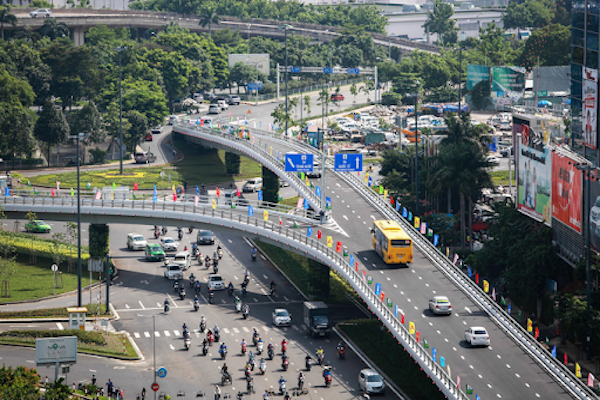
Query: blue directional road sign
323 67 333 74
290 67 301 73
334 153 363 172
347 68 360 74
285 153 314 172
157 367 167 378
247 82 263 91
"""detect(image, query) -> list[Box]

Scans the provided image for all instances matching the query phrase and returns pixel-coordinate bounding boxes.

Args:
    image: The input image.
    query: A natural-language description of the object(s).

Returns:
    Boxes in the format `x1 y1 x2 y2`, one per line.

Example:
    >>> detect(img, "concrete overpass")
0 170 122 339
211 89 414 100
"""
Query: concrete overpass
10 8 441 53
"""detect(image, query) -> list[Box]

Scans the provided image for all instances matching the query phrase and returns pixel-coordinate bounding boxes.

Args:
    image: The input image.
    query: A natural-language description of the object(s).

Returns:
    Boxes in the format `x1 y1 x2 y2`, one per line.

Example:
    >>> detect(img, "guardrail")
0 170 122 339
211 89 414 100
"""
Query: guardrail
0 193 467 400
194 124 598 400
173 122 325 215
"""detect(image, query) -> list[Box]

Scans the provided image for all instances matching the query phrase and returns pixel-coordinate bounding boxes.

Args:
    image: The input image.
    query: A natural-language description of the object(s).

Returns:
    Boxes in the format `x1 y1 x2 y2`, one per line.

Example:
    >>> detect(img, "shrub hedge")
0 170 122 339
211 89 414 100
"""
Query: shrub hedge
0 231 90 264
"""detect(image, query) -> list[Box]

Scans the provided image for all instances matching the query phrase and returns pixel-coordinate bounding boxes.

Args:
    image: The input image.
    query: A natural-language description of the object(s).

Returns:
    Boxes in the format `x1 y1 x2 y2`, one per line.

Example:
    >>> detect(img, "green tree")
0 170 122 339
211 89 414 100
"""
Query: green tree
33 100 69 167
69 101 104 164
303 95 311 116
225 152 241 175
469 80 491 110
518 23 570 70
476 23 517 66
0 366 40 400
0 6 16 40
229 62 267 94
0 41 52 102
89 223 109 257
422 0 458 46
40 18 70 40
0 104 35 168
271 103 292 132
44 377 71 400
199 4 220 35
503 0 553 30
0 69 35 108
124 110 148 154
350 83 358 103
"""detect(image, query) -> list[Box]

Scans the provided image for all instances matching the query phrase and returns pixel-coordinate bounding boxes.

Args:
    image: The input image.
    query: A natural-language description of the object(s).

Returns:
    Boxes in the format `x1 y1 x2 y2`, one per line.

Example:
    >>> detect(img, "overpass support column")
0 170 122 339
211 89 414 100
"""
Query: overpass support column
72 27 85 47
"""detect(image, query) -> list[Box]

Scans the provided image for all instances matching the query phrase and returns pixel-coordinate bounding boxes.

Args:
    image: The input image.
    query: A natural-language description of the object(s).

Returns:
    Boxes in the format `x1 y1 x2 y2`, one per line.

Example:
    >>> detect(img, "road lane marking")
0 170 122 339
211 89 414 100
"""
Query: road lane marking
370 215 375 219
139 301 145 309
243 327 250 333
144 332 150 338
233 328 240 334
506 364 511 369
125 304 130 309
56 323 64 330
465 307 472 314
134 333 140 339
164 331 170 337
174 330 180 337
515 373 520 378
154 331 161 337
170 344 175 350
336 183 341 187
343 215 348 220
223 328 230 334
525 383 530 387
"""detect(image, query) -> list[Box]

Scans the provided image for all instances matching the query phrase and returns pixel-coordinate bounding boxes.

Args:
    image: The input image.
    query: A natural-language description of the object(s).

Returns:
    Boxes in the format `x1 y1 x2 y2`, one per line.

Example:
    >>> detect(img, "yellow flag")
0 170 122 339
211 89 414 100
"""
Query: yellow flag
384 189 388 198
263 210 269 221
446 247 450 257
483 280 489 293
212 199 217 209
172 185 176 193
327 236 333 247
414 216 420 229
364 172 369 183
270 146 273 155
576 363 582 378
527 318 533 332
305 176 310 186
409 321 415 335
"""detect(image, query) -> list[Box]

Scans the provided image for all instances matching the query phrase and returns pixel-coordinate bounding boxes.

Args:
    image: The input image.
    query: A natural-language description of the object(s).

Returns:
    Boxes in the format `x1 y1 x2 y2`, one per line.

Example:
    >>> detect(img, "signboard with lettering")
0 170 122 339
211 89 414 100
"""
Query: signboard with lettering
552 152 582 233
36 336 77 365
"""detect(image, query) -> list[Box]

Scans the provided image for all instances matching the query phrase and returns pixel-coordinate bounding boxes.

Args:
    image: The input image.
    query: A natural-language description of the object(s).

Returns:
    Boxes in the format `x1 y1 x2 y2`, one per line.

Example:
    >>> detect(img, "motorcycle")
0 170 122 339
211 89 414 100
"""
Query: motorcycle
324 373 332 388
207 333 214 346
208 292 214 304
197 252 204 265
164 302 170 313
219 348 227 360
184 337 191 351
205 257 211 269
188 227 193 234
242 309 248 320
257 341 263 355
268 348 274 360
279 380 286 394
217 248 223 259
179 288 186 300
246 377 254 393
241 342 247 355
298 377 305 391
282 358 289 371
193 299 200 311
284 392 291 400
221 371 231 386
213 264 219 274
199 320 206 332
173 280 179 293
227 286 234 296
305 356 311 371
154 229 160 239
252 333 259 346
178 229 183 240
235 301 242 313
214 330 220 343
189 275 196 288
202 342 208 355
249 358 256 371
317 352 324 365
281 341 288 353
259 360 266 375
338 346 345 360
251 252 257 262
162 226 167 235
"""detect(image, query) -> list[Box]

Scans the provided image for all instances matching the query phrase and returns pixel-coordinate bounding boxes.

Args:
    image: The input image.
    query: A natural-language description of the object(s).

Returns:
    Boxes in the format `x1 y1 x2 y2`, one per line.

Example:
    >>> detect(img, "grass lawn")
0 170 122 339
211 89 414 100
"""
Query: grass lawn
27 134 263 190
0 304 107 319
0 254 99 303
340 320 446 400
0 329 138 359
490 170 515 187
279 196 300 207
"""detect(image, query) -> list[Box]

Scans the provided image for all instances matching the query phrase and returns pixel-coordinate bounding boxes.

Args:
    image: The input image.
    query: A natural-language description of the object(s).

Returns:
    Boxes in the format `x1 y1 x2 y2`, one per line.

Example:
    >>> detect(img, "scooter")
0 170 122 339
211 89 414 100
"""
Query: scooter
282 357 289 371
241 342 247 355
193 299 200 311
242 309 248 320
324 373 332 388
173 280 179 293
162 226 167 235
154 229 160 239
259 360 266 375
317 352 324 365
246 377 254 393
164 302 170 313
179 288 186 300
235 301 242 313
188 227 193 234
178 229 183 240
214 330 221 343
251 252 257 262
213 264 219 274
217 248 223 259
202 342 208 355
305 356 311 371
219 348 227 360
338 346 345 360
298 377 305 391
279 380 286 394
189 275 196 288
184 337 191 350
257 341 263 355
199 320 206 332
209 292 214 304
268 347 274 360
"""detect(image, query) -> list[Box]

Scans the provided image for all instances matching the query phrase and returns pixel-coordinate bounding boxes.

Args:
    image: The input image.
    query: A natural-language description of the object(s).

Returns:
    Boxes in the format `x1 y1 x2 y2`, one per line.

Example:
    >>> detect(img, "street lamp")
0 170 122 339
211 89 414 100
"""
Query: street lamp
278 24 293 135
576 163 595 361
456 47 465 117
139 313 161 400
115 46 127 175
68 132 89 307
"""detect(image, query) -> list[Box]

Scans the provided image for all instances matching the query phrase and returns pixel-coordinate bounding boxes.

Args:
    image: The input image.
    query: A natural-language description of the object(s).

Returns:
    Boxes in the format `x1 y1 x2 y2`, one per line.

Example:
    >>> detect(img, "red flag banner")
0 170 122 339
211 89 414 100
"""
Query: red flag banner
475 273 479 284
317 230 322 239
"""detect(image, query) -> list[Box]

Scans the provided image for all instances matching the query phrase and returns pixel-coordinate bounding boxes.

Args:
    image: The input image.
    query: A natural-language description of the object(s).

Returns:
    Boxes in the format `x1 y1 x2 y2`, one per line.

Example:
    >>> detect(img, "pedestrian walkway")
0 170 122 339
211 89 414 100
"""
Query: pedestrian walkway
130 324 303 342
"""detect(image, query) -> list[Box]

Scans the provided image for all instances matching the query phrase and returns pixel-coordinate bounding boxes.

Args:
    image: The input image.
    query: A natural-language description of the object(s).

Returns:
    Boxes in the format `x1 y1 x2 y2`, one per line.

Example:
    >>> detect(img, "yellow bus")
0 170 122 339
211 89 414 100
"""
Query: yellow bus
371 220 413 265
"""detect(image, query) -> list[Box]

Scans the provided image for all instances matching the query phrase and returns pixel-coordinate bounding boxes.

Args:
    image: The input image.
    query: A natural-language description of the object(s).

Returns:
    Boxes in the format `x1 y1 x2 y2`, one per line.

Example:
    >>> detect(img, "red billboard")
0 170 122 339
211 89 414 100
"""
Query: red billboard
551 152 582 233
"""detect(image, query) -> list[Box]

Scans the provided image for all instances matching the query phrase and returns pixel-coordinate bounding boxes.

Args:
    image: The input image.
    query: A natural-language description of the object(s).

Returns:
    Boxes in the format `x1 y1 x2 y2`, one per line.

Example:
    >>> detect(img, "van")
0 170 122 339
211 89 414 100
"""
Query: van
135 151 157 164
127 233 147 251
171 251 191 270
243 177 263 192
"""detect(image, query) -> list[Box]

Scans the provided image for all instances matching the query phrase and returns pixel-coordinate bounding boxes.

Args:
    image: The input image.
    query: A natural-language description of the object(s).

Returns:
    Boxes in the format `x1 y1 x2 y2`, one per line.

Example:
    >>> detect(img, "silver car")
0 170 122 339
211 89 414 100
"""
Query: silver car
358 369 385 394
465 326 490 347
428 296 452 315
30 8 52 17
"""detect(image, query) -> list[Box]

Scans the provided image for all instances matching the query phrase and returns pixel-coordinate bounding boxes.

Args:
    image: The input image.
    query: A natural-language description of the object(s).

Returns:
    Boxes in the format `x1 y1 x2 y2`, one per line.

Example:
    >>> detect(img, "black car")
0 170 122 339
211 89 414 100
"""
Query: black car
197 230 215 245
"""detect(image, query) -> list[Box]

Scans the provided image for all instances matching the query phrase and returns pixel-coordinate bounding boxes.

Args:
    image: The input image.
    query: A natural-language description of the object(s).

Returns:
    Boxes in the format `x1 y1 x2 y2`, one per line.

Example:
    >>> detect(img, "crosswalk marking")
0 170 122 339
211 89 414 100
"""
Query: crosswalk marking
133 325 303 340
164 330 170 337
262 326 270 333
223 328 230 334
134 333 140 339
242 327 250 333
144 332 150 338
174 330 180 337
233 328 240 334
56 323 64 330
154 331 161 337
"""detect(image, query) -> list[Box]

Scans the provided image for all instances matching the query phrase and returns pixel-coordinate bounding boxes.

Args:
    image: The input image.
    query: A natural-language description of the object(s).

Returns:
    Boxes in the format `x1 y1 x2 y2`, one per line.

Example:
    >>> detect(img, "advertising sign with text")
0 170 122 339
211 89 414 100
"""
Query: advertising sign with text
583 67 598 150
552 152 582 233
36 336 77 364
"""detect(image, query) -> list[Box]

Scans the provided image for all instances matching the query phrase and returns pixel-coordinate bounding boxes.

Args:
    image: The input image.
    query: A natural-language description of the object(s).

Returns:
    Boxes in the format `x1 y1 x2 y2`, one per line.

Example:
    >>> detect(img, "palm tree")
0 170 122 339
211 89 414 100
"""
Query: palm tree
0 6 17 41
14 25 40 43
199 5 220 35
40 18 70 40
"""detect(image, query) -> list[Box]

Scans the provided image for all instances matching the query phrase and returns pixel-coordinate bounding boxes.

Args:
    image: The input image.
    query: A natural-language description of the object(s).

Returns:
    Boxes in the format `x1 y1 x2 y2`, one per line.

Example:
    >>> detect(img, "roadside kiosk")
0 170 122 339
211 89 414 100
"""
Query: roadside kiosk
67 307 87 330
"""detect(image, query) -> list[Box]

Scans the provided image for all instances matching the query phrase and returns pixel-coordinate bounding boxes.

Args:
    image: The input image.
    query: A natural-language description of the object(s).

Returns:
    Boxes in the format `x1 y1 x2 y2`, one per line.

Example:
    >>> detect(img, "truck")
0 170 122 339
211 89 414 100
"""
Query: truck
303 301 330 338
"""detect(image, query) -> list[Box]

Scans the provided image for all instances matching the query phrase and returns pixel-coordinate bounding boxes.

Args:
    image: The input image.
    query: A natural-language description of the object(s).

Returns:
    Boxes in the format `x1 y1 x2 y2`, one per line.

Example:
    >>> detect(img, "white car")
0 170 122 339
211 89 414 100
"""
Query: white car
207 274 226 291
127 233 147 251
171 251 191 270
428 296 452 315
30 8 52 17
272 308 292 327
242 177 263 192
208 104 220 114
160 237 179 252
358 369 385 394
486 156 500 166
217 100 229 110
164 263 184 280
465 326 490 347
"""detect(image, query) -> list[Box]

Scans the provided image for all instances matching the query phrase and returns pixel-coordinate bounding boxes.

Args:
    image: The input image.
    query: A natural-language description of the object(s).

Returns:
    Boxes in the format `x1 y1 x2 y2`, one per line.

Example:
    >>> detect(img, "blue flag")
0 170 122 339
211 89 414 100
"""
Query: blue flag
508 304 512 315
396 202 400 212
368 176 372 187
402 207 408 218
432 348 436 362
304 199 310 210
316 186 321 197
196 185 199 195
375 283 381 295
440 356 445 367
349 255 355 266
476 396 481 400
277 151 280 161
4 187 9 196
152 193 157 202
408 212 413 221
248 205 254 216
325 196 332 208
260 121 262 128
153 184 157 195
394 305 399 317
258 190 263 201
552 345 557 357
467 265 472 277
307 227 313 237
433 234 439 246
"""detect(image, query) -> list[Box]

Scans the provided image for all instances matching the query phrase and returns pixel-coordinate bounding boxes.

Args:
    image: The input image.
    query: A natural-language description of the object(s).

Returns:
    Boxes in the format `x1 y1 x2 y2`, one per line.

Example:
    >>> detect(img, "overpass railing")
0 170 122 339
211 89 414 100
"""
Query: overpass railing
194 125 596 400
173 122 324 214
0 193 467 400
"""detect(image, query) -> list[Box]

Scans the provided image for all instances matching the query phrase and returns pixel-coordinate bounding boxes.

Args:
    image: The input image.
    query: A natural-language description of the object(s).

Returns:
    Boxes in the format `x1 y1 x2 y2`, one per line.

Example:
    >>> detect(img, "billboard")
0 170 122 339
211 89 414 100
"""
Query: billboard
552 152 582 233
517 123 552 225
228 54 270 76
36 336 77 364
466 65 490 90
588 171 600 253
492 66 526 97
583 67 598 150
